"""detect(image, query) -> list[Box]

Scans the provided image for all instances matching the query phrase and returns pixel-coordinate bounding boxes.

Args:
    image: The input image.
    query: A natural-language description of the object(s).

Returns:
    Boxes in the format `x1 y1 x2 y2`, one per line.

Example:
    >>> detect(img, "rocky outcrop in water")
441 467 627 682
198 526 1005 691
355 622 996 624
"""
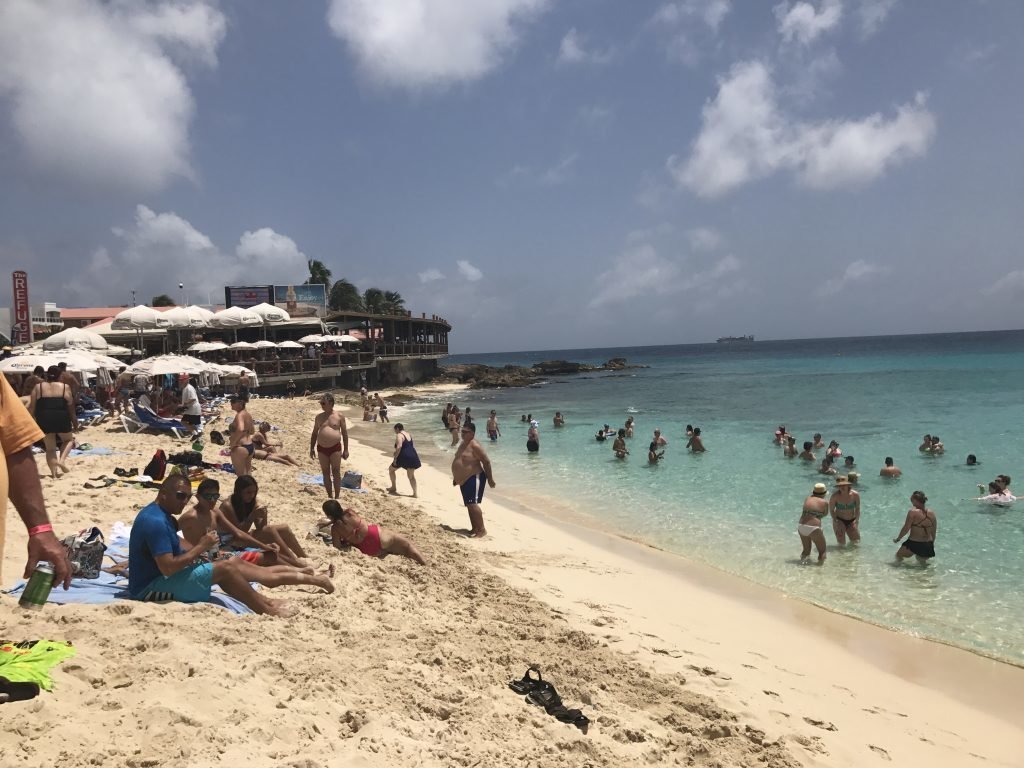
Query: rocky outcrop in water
437 358 644 389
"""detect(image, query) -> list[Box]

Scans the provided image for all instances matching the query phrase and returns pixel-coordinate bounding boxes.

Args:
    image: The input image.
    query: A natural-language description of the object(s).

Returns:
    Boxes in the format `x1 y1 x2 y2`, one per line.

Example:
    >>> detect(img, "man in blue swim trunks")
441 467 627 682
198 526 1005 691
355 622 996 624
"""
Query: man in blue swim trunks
128 475 332 616
451 422 496 537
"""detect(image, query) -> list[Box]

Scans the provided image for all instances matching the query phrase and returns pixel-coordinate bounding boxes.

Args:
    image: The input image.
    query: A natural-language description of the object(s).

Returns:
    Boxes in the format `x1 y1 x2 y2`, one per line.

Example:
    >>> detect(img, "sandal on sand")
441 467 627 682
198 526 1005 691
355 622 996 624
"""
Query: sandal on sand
508 666 545 695
550 705 590 734
525 682 562 710
0 677 40 704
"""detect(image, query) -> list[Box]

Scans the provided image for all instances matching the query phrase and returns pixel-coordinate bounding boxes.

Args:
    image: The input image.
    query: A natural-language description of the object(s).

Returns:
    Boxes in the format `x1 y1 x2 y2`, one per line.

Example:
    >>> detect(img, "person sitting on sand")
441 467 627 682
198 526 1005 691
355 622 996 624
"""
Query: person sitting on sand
686 427 705 453
613 428 629 459
179 478 307 569
220 475 308 566
880 456 902 478
451 422 495 537
798 483 829 564
388 423 421 497
893 491 937 563
553 411 565 427
128 475 331 616
310 393 349 499
799 442 816 462
918 434 933 453
783 435 798 458
251 421 300 467
486 410 500 441
829 476 861 545
320 501 426 565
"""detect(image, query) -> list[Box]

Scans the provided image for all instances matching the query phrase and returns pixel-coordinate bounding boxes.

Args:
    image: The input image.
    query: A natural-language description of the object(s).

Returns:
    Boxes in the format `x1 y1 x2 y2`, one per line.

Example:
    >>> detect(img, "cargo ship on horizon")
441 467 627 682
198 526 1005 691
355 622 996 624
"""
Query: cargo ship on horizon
716 335 755 343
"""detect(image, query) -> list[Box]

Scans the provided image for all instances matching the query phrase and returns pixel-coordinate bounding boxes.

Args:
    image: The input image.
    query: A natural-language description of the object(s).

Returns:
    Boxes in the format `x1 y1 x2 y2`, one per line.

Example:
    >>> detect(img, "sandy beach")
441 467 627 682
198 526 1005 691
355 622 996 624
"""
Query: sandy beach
2 388 1022 768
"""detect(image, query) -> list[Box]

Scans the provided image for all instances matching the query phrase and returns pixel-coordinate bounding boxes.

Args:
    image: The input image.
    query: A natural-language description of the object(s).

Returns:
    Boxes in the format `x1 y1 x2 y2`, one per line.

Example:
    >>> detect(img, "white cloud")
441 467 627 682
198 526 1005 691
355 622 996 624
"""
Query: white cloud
857 0 896 38
816 259 890 297
326 0 549 89
540 154 578 186
774 0 843 46
500 153 578 187
687 227 723 251
982 270 1024 296
557 28 613 66
418 268 445 283
0 0 226 192
655 1 732 32
651 1 731 67
457 260 484 282
670 61 936 197
234 228 309 284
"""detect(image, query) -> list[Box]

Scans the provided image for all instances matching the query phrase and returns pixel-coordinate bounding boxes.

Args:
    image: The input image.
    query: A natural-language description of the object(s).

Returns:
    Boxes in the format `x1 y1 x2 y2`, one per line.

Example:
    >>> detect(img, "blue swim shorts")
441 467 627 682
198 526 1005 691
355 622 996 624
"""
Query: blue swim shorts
460 472 487 506
141 562 214 603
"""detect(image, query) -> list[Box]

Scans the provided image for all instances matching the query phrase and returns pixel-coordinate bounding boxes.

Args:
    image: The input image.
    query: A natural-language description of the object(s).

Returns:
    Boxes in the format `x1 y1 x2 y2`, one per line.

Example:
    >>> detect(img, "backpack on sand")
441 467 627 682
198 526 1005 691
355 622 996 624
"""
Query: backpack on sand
143 449 167 481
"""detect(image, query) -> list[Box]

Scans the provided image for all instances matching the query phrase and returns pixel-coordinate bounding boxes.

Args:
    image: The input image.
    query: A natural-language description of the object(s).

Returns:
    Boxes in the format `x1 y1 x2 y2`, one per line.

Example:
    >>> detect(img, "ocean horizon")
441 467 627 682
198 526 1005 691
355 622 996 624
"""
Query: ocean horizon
396 329 1024 664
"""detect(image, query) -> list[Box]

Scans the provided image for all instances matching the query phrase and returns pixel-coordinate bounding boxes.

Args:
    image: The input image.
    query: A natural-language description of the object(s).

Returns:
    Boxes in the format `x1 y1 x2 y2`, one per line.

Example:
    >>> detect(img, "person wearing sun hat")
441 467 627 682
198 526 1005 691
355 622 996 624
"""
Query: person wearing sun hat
829 476 861 545
798 482 830 563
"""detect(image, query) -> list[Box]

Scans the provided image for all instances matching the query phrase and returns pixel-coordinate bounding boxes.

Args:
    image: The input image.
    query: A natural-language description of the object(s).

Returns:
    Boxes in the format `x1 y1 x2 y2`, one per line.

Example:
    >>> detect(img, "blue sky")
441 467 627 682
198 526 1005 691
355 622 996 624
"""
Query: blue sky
0 0 1021 353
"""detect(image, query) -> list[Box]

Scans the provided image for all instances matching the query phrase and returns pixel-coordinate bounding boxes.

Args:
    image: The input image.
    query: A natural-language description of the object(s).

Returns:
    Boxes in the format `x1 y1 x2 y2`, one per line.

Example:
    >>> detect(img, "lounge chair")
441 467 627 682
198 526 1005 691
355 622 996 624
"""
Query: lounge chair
121 403 188 439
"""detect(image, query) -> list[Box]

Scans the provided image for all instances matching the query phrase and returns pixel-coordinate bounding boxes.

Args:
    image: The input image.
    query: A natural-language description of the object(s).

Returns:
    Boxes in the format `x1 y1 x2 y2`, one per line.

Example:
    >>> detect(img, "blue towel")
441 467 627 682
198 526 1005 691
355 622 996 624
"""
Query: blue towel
297 473 369 493
69 446 119 457
4 534 253 614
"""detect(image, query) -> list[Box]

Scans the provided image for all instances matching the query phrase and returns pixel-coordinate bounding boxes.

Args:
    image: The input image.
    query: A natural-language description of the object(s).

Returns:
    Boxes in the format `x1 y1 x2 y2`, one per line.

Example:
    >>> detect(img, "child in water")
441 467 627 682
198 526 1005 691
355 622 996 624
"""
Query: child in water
320 501 427 565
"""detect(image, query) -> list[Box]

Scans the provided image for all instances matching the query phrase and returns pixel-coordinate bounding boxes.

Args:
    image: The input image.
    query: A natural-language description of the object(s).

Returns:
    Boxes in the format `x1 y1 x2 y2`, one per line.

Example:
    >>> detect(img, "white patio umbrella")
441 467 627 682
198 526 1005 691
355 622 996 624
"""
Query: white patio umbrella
229 341 257 350
252 340 278 349
211 306 263 328
111 305 171 330
186 305 216 323
276 340 303 349
161 306 210 328
248 302 290 323
0 350 122 374
125 355 211 376
298 334 327 343
335 334 360 343
41 327 109 350
188 341 229 353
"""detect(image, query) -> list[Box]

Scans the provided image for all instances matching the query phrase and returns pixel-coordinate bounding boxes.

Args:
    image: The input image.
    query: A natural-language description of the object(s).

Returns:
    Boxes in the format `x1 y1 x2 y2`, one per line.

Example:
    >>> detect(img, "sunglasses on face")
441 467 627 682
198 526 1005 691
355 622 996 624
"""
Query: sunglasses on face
200 493 220 501
175 491 193 501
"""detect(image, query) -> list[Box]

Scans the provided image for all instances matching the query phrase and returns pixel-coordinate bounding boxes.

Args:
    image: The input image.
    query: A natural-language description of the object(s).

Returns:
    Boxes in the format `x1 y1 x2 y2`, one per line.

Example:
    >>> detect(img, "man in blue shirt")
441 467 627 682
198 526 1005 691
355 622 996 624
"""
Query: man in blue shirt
128 475 332 616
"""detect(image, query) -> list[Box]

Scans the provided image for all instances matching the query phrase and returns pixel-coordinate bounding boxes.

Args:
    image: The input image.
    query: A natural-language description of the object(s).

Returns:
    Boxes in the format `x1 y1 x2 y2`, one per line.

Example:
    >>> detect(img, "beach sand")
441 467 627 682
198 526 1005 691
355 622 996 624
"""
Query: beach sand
2 389 1022 768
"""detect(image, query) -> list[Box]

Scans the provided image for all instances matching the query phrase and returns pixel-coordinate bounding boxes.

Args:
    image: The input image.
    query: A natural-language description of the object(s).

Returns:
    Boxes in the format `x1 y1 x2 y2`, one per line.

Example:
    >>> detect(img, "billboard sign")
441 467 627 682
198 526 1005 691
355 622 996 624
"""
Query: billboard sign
12 270 31 344
274 284 327 318
224 285 272 309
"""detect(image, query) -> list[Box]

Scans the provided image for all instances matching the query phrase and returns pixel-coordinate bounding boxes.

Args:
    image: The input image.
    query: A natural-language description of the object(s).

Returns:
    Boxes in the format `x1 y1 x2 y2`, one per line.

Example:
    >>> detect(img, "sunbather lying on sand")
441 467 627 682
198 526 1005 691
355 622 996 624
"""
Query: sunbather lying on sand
320 500 426 565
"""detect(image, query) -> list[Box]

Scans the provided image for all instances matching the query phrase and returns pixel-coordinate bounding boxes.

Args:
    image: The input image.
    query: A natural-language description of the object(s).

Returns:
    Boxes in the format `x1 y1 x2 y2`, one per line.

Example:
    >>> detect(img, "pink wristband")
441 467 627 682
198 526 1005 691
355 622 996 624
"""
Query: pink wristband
28 524 53 536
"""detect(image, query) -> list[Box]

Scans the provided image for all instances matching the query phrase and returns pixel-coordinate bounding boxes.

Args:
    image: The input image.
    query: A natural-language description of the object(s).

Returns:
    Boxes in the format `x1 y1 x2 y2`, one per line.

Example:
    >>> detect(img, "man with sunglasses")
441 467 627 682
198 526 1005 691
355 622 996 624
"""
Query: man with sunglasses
128 475 330 615
451 422 496 537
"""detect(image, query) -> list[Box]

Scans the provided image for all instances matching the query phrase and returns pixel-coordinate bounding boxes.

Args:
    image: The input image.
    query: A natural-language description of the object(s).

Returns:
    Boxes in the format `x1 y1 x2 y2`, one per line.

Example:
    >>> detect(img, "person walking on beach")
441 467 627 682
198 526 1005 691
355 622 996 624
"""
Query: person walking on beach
893 491 937 563
28 365 77 479
113 368 133 415
310 393 349 499
798 483 830 564
829 476 861 545
388 423 421 497
451 422 495 538
880 456 902 478
228 394 255 478
179 374 202 437
526 420 540 453
0 373 72 592
486 410 500 441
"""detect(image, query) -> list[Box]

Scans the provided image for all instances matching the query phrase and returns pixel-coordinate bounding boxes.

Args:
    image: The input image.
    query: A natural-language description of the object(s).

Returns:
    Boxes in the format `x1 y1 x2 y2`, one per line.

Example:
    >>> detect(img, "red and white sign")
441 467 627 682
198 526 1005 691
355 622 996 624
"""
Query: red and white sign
12 270 31 344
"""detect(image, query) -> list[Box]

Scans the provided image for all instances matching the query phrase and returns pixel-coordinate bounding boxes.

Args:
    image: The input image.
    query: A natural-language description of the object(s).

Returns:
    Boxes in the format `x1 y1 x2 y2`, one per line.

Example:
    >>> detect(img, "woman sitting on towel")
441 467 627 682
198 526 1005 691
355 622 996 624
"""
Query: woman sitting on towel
319 500 426 565
252 421 300 467
220 475 308 566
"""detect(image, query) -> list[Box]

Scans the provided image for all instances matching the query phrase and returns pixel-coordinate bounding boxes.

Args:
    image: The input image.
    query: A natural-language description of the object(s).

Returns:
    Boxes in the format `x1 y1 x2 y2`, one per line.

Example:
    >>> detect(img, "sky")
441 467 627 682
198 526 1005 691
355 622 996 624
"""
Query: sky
0 0 1021 354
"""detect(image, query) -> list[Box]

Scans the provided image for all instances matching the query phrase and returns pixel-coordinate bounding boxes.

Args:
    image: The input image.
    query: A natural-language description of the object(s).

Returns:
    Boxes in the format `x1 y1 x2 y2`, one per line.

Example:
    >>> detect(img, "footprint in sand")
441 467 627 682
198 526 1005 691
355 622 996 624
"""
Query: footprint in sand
763 690 780 699
803 717 838 732
868 745 891 761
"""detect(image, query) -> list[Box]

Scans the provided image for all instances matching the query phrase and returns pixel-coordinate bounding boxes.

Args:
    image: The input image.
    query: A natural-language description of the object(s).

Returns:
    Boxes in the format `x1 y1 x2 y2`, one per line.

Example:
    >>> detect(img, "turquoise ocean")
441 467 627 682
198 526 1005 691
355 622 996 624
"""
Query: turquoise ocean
395 331 1024 665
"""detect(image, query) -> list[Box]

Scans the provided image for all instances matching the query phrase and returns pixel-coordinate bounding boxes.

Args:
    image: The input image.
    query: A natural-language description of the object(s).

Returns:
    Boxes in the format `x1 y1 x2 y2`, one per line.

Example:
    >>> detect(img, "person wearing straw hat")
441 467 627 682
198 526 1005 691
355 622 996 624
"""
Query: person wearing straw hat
798 483 830 564
829 476 861 545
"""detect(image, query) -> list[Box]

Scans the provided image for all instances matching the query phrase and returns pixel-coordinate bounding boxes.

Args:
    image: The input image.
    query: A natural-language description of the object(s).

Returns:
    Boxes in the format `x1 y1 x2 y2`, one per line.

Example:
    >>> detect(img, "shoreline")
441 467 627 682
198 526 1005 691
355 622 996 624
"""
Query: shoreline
352 407 1024 727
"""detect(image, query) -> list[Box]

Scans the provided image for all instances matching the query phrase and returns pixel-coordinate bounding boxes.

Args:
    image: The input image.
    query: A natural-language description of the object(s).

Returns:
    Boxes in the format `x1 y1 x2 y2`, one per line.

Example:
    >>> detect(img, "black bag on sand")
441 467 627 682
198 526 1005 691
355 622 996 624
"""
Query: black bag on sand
143 449 167 480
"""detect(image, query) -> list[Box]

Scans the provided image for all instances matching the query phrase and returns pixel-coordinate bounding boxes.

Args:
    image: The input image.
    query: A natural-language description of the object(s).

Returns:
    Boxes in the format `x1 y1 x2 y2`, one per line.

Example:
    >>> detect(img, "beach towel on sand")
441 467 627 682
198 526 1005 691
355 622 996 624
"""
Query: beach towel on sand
0 640 77 691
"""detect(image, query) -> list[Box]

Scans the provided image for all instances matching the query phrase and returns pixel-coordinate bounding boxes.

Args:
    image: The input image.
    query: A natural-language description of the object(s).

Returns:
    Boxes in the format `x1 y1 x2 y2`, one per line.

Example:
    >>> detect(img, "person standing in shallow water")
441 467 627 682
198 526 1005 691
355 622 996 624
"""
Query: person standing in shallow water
798 483 830 564
893 491 937 563
829 476 861 545
451 422 495 537
526 420 540 453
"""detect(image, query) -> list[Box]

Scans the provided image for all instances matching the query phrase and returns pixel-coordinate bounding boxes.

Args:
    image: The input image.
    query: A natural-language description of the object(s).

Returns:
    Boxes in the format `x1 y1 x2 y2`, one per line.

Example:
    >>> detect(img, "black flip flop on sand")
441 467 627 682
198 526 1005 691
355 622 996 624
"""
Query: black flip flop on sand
0 677 40 704
508 666 545 695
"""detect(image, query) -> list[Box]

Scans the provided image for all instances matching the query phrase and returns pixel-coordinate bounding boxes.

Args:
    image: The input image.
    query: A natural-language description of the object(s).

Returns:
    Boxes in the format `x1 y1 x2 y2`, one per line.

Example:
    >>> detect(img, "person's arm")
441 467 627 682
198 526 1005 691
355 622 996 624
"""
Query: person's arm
828 496 837 517
854 496 861 523
330 522 351 551
309 415 321 457
65 389 78 431
393 434 403 460
153 532 219 577
9 446 73 589
932 515 937 540
213 508 270 551
475 444 495 487
893 512 912 543
340 416 349 459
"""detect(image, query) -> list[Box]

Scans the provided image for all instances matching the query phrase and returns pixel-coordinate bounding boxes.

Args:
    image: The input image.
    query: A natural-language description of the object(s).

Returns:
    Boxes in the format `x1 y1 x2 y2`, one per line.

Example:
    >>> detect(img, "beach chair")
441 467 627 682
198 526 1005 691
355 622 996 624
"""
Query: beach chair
125 403 188 439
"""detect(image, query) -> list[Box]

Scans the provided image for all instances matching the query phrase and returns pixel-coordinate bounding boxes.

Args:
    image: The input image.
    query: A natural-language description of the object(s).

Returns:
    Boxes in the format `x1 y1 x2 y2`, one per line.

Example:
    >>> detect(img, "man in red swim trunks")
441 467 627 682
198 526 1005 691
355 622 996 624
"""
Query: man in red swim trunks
309 393 349 499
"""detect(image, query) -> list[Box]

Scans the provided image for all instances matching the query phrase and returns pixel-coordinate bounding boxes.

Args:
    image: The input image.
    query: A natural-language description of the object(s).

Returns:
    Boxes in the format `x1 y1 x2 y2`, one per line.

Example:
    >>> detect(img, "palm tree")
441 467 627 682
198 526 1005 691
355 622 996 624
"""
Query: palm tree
306 260 332 289
362 287 385 314
329 279 364 311
382 290 406 315
151 294 174 307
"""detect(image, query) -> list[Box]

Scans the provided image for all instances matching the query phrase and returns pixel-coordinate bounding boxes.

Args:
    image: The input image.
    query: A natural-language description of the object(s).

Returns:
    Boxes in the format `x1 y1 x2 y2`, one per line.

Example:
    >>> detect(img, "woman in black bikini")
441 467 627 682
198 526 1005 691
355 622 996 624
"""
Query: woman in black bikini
893 491 937 563
28 365 76 478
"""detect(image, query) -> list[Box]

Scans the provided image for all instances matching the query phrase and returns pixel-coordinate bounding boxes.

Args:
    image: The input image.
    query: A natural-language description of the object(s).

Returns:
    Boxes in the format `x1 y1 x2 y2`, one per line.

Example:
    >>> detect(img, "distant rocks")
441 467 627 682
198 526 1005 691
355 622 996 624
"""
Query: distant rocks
437 358 645 389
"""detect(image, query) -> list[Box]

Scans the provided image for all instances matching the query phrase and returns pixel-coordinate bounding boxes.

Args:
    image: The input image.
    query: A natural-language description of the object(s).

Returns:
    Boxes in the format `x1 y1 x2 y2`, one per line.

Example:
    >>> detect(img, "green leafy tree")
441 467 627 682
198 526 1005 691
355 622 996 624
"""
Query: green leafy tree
305 259 332 289
152 294 174 307
362 287 385 314
328 278 364 311
382 290 406 315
